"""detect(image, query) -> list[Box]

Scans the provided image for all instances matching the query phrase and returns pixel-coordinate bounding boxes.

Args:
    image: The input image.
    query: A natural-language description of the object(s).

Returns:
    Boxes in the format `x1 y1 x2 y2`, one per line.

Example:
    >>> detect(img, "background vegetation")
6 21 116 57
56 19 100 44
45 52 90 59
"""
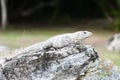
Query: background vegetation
0 0 119 30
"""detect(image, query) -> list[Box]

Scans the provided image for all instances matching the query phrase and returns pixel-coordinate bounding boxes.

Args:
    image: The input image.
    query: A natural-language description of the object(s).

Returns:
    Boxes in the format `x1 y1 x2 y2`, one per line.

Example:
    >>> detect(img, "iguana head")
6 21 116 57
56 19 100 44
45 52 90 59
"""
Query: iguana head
73 31 93 40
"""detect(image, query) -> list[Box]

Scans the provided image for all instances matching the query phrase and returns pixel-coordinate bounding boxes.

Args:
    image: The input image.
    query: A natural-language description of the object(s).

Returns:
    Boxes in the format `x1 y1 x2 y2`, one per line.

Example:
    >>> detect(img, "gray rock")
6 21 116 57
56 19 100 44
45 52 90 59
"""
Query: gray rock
0 43 98 80
0 43 119 80
107 33 120 51
103 59 113 66
0 45 9 52
81 59 120 80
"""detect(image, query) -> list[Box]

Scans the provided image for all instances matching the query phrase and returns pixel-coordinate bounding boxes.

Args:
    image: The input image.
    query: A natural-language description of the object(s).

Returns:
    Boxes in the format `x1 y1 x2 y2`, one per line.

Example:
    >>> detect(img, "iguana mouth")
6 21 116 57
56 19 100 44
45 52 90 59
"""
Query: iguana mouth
89 32 93 36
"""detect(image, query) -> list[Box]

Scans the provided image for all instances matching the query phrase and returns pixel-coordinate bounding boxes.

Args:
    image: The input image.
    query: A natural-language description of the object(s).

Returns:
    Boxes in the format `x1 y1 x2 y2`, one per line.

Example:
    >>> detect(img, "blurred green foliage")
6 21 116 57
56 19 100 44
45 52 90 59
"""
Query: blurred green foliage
113 0 120 31
64 0 120 31
100 0 120 31
2 0 120 31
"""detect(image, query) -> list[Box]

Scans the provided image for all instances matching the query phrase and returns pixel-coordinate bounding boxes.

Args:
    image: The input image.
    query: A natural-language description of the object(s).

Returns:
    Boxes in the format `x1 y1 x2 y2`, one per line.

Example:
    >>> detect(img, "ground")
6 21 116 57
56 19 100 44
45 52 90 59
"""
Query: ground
0 24 120 66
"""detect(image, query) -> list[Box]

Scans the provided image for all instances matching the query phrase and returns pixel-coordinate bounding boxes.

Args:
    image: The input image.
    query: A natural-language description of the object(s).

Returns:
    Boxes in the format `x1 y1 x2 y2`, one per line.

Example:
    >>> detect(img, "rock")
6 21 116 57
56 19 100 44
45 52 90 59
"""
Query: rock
107 33 120 51
0 41 119 80
0 43 99 80
0 58 6 67
81 59 120 80
0 45 9 52
13 48 24 55
1 30 120 80
112 65 118 71
103 59 113 66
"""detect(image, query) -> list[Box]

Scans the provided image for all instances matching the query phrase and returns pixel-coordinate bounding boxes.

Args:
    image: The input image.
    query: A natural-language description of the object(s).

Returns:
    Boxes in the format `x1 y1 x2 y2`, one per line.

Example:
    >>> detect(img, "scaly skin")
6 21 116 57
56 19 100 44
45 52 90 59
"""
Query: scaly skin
18 31 92 54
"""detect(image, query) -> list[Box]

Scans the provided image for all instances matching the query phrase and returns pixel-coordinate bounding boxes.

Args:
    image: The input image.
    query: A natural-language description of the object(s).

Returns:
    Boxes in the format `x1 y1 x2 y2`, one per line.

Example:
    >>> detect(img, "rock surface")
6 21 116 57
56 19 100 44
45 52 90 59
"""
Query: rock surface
0 43 120 80
107 33 120 51
0 43 99 80
0 45 9 52
82 59 120 80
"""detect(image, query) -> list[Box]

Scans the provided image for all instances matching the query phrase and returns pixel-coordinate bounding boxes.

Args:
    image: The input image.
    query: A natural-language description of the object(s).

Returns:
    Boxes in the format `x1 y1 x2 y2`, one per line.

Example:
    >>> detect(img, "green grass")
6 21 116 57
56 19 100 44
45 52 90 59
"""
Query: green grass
0 25 120 67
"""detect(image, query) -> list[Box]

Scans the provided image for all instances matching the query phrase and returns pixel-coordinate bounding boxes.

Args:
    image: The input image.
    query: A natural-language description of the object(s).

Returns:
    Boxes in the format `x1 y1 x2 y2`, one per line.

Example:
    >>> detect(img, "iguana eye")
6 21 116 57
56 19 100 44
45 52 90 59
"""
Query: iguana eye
84 32 86 34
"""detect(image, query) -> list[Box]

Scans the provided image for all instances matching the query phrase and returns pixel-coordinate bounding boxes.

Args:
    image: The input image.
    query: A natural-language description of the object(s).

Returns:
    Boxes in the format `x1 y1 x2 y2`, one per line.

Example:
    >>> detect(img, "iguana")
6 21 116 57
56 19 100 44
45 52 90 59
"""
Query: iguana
18 31 92 54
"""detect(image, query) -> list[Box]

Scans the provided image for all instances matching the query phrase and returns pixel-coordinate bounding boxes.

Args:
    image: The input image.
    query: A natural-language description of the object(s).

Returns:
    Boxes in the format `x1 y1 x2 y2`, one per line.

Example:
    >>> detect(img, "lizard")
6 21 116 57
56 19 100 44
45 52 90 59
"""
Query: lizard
17 31 93 54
